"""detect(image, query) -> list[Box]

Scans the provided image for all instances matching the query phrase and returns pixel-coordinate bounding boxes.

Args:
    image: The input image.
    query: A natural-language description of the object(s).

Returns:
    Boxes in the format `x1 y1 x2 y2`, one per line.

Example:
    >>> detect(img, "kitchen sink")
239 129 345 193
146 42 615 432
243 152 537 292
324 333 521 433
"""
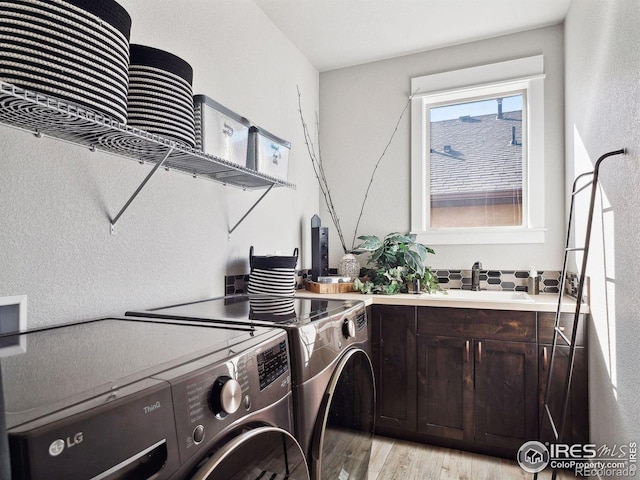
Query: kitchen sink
420 289 535 303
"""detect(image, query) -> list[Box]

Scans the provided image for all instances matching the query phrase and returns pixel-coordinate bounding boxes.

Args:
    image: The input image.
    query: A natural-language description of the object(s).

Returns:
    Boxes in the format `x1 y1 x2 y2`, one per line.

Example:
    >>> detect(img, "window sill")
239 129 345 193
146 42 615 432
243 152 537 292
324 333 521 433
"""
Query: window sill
413 227 546 245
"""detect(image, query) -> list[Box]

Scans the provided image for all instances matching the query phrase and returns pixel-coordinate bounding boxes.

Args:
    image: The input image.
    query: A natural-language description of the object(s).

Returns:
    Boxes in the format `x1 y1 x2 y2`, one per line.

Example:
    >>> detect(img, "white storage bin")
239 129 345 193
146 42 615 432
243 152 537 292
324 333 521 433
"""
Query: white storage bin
194 95 251 166
247 126 291 181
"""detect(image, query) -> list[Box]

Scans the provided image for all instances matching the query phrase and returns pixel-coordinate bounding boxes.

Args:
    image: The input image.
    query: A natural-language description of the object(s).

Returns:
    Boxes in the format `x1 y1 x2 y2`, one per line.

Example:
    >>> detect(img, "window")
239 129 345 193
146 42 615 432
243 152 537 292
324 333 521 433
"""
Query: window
430 93 524 228
410 56 546 245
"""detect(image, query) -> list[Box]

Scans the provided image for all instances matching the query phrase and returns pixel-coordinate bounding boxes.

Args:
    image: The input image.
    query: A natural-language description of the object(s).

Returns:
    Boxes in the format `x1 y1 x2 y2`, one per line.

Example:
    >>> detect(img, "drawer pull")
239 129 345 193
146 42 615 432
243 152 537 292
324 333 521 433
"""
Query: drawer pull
543 346 548 370
465 340 470 363
478 341 482 364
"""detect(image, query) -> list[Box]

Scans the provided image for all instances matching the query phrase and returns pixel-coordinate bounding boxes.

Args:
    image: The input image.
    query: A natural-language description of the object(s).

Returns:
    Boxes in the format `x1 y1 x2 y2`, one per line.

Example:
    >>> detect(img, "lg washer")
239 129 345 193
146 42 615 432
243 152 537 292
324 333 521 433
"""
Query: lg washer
0 317 309 480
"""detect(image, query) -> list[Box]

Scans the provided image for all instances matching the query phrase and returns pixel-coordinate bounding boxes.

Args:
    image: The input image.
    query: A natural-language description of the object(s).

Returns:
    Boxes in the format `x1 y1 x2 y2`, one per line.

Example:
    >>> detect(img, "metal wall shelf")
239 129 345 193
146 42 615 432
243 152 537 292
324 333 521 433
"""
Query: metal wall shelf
0 81 295 234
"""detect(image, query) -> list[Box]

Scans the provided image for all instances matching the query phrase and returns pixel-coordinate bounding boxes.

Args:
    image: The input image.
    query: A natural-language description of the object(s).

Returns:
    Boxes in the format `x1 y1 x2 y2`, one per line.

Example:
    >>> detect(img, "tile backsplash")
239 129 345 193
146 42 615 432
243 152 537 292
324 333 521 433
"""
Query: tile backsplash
435 269 561 294
225 268 579 296
225 274 251 295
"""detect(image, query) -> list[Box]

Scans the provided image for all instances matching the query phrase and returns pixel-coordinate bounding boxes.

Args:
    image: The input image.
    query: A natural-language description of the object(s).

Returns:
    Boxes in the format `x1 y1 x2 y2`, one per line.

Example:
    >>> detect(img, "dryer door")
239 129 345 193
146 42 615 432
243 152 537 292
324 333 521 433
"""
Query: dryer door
311 348 375 480
188 427 310 480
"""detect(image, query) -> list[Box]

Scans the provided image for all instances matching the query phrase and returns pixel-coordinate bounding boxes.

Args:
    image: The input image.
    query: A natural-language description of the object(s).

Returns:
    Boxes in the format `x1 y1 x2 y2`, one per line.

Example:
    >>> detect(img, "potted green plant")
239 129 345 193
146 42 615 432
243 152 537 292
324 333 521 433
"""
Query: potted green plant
352 233 439 295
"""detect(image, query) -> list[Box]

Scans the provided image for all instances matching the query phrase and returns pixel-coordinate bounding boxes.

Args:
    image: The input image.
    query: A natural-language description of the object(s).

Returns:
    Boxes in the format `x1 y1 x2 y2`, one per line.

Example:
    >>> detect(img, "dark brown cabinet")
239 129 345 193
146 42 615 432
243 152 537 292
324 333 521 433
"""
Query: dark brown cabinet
416 307 538 455
473 339 538 450
371 304 586 458
538 313 588 446
416 335 473 441
369 304 417 435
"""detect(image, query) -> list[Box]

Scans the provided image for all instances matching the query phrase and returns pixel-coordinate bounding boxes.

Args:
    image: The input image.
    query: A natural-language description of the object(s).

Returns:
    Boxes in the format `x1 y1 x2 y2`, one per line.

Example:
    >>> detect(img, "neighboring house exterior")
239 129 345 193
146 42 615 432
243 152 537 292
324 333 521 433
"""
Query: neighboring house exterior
429 108 523 227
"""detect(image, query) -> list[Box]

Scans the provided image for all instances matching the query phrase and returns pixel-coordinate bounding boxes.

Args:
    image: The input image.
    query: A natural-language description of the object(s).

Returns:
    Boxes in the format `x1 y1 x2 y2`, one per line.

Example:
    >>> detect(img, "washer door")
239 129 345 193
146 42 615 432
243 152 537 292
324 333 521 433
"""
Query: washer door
189 427 310 480
311 348 375 480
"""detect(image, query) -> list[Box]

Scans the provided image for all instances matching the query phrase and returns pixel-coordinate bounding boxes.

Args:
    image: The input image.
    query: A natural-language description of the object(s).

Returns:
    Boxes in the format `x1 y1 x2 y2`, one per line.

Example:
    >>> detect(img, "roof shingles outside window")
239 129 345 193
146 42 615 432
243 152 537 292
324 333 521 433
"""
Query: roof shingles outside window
430 110 522 208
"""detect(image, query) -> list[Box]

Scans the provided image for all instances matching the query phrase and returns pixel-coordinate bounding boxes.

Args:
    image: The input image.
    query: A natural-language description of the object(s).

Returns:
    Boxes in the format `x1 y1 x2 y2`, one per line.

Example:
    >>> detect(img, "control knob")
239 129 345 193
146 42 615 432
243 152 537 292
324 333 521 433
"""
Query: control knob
342 318 356 339
211 376 242 417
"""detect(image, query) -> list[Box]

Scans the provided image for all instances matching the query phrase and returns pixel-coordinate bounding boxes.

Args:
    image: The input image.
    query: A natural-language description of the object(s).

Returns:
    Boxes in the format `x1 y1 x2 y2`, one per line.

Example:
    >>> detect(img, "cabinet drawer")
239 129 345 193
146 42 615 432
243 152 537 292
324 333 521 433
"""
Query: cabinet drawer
417 307 536 342
538 312 585 346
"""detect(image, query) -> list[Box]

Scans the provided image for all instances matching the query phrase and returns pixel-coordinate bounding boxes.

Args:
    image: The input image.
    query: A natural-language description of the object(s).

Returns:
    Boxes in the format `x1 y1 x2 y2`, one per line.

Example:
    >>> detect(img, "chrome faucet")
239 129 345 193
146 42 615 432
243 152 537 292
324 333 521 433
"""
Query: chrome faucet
471 261 482 291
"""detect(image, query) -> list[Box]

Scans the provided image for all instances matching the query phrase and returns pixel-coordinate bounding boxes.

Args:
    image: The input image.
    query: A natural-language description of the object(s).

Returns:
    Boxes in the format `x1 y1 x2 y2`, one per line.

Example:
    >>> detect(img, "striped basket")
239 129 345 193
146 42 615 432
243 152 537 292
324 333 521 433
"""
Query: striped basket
126 44 195 147
249 295 296 321
0 0 132 122
247 246 298 297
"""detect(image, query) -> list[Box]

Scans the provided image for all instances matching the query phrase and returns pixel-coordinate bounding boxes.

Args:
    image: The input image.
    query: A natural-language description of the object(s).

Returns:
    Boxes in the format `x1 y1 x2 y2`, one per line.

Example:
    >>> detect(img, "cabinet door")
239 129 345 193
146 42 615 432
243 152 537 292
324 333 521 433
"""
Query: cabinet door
539 345 588 445
474 339 538 450
538 312 586 346
417 335 473 441
370 305 417 434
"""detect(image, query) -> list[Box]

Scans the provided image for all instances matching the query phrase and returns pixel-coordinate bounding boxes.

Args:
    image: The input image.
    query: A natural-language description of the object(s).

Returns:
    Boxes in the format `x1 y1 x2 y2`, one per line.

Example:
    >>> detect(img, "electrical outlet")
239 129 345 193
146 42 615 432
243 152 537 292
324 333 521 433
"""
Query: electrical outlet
0 294 27 356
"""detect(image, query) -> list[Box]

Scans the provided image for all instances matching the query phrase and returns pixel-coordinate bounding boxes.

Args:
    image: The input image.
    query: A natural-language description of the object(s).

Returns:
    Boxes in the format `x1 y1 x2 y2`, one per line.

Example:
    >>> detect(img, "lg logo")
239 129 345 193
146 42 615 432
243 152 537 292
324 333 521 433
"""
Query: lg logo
48 439 64 457
48 432 83 457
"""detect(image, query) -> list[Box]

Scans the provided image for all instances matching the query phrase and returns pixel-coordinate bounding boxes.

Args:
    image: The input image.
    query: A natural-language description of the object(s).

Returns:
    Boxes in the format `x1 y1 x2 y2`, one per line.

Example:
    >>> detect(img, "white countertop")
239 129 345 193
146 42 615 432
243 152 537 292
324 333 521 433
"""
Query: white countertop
296 289 588 313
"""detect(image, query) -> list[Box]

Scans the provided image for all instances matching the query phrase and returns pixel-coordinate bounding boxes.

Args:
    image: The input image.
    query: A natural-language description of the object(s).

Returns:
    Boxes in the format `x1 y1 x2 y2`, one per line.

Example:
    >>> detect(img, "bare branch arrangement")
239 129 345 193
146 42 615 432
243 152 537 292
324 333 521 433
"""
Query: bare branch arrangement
297 85 348 253
350 95 413 250
297 86 413 253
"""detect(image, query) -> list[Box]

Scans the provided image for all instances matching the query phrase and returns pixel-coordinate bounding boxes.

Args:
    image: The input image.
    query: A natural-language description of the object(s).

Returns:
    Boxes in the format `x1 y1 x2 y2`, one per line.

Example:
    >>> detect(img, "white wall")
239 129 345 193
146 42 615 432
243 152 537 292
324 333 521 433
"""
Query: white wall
565 0 640 470
0 0 319 328
319 25 565 271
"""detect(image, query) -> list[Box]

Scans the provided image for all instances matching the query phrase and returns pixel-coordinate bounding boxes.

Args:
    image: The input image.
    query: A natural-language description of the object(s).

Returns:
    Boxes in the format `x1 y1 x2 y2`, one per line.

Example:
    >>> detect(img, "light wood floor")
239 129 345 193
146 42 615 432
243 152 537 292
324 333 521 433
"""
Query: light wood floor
369 436 572 480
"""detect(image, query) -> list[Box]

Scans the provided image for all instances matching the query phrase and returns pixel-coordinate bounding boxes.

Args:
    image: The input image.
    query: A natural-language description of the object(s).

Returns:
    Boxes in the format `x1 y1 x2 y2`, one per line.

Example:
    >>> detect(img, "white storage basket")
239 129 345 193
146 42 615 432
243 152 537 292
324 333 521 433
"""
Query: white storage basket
247 126 291 181
194 95 250 166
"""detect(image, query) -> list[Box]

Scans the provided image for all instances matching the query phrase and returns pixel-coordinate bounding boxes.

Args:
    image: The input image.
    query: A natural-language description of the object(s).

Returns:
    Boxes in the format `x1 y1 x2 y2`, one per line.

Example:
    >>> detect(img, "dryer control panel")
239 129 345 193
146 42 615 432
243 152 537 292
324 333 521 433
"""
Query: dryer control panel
257 340 289 390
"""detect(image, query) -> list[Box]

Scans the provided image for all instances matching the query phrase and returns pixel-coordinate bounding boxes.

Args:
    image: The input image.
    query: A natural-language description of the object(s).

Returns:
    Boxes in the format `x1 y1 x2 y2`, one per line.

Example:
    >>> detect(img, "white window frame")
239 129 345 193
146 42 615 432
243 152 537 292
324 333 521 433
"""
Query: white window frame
410 55 546 245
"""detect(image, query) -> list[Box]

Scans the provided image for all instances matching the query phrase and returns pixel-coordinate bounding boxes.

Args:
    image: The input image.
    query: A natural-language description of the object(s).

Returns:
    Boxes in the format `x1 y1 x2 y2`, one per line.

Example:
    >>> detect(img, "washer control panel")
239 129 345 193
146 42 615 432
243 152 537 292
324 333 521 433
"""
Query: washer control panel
342 318 356 339
153 330 291 464
210 376 242 417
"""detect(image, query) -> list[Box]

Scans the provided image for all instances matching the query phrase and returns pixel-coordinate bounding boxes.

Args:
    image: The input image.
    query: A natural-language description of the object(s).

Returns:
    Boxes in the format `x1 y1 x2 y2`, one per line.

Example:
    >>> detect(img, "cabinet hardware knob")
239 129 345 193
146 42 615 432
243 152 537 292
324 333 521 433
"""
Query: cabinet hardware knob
465 340 470 363
543 346 548 370
478 341 482 364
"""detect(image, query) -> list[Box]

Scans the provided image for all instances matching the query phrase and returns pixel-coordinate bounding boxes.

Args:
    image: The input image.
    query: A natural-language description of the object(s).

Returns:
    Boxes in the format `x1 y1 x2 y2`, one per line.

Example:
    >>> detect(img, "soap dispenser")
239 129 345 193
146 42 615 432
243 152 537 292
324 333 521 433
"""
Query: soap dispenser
528 268 540 295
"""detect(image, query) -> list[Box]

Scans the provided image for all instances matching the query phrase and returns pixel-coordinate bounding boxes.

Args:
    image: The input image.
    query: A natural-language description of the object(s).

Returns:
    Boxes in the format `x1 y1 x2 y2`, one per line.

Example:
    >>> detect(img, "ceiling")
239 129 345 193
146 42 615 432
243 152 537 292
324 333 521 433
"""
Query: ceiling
252 0 572 72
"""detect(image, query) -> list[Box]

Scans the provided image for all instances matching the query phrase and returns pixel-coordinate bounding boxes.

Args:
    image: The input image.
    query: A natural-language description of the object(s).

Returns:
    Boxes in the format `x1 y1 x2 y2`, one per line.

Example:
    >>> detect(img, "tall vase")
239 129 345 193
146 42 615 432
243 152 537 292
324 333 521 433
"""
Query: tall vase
337 253 360 281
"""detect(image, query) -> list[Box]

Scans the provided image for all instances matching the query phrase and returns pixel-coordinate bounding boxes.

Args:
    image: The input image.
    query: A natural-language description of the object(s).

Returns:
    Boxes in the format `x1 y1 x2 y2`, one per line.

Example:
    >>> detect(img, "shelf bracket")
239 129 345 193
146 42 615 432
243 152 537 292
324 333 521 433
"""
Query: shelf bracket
228 184 275 239
110 147 174 234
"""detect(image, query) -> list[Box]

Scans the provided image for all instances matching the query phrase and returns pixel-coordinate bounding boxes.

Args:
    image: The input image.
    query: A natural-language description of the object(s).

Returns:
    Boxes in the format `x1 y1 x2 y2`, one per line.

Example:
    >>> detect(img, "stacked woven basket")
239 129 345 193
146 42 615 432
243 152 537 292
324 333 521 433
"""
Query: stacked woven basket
127 44 195 146
0 0 132 122
0 0 196 146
